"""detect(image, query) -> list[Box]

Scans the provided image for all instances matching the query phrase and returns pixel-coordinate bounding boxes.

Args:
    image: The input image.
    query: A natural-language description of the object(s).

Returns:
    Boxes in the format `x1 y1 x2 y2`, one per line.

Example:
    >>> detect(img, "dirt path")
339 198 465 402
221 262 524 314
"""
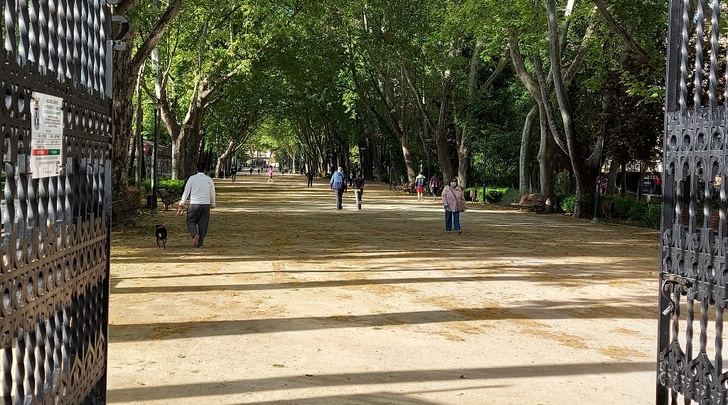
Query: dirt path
107 175 658 404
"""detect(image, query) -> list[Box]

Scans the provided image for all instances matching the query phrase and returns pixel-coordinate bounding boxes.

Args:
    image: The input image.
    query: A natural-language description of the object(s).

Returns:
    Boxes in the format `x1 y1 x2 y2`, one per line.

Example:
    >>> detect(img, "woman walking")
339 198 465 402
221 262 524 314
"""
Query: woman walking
267 166 274 183
429 174 441 201
441 178 467 234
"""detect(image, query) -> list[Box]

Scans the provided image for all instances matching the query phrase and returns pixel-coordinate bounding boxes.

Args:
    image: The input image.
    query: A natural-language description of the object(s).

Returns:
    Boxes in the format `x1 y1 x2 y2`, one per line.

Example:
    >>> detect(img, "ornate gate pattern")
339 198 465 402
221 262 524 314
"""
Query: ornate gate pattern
0 0 113 403
660 0 728 403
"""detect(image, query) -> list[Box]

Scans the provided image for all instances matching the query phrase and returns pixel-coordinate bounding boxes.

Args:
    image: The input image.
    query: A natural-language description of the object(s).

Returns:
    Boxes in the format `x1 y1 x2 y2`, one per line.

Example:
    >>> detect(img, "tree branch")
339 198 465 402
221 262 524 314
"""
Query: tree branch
508 30 541 102
593 0 652 66
481 48 510 94
113 0 138 16
130 0 182 75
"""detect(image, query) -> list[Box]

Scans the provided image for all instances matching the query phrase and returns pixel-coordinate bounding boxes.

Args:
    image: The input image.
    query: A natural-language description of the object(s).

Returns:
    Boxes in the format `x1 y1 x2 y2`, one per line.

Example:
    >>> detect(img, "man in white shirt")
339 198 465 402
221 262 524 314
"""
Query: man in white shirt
176 162 216 248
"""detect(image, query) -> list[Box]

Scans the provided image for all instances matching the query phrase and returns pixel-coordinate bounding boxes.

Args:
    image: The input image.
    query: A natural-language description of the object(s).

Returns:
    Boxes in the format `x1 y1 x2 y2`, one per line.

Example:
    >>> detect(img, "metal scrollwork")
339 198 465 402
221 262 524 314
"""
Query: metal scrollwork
660 1 728 403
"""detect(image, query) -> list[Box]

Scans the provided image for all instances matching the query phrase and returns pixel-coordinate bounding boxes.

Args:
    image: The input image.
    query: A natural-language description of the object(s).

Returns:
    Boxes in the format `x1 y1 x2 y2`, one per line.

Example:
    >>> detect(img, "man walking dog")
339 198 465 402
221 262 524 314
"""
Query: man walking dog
177 162 216 248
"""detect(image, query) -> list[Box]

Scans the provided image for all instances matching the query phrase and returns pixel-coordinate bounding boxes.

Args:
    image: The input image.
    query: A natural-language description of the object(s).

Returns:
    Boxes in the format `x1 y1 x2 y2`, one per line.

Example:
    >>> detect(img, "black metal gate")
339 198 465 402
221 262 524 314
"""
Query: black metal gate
660 0 728 403
0 0 113 403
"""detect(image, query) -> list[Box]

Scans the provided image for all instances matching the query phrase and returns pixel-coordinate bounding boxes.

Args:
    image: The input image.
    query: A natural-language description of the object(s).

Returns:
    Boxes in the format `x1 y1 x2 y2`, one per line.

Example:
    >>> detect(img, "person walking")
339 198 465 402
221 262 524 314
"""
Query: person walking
415 172 427 201
429 174 441 201
177 162 216 248
267 166 274 183
330 167 347 210
230 167 237 183
249 167 254 176
441 177 467 234
306 170 314 187
352 171 365 210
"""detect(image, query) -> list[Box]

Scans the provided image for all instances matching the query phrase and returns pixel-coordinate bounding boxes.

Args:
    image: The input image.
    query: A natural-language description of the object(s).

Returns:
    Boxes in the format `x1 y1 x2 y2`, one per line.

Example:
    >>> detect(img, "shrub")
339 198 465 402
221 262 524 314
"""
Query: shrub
465 187 509 203
159 179 185 195
140 178 185 195
561 195 578 214
608 196 661 229
643 203 661 229
501 188 522 206
612 197 634 219
627 201 647 222
555 171 574 196
484 187 508 203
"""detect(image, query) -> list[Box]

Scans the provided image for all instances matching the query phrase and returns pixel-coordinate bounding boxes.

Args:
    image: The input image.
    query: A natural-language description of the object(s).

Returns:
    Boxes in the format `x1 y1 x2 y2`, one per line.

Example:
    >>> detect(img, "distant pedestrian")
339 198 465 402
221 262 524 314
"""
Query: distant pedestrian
306 170 314 187
429 174 441 201
655 173 663 195
352 172 365 210
348 171 354 188
330 167 347 210
441 178 467 234
267 167 274 183
415 172 427 201
257 167 261 175
177 162 216 248
249 167 253 175
230 167 237 183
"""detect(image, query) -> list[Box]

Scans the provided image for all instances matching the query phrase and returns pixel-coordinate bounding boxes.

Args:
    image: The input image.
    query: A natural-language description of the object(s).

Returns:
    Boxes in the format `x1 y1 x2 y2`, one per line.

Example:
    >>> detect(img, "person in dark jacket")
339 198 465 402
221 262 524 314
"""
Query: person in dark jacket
352 172 365 210
306 170 314 187
429 175 441 201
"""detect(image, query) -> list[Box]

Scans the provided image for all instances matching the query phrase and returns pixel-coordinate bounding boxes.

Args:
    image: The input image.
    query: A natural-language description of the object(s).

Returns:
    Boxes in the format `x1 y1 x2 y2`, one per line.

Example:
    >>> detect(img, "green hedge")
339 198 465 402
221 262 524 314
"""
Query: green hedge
560 194 660 229
464 187 509 203
141 178 185 195
609 196 661 229
501 189 522 206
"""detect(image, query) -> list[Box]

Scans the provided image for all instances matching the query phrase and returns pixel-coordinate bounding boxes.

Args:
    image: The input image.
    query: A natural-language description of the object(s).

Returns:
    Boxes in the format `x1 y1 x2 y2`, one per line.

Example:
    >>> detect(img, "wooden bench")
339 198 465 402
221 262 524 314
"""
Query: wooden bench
512 193 546 212
156 189 179 211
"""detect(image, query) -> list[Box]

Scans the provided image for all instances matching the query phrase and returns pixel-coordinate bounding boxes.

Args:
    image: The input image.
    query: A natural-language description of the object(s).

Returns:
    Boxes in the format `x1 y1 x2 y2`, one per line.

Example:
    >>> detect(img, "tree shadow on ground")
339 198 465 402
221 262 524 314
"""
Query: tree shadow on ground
106 361 653 402
109 298 652 342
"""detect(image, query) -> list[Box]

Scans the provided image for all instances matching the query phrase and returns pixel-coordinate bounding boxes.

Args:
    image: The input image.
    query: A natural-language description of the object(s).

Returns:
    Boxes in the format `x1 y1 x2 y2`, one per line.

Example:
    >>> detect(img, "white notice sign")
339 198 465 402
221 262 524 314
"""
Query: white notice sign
30 92 64 178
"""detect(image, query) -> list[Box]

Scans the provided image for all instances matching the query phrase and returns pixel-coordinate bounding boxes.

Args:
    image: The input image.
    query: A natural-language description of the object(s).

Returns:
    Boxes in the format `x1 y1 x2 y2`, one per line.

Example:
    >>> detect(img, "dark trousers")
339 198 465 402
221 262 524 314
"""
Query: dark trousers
187 204 211 245
335 188 345 209
307 177 313 187
445 210 461 232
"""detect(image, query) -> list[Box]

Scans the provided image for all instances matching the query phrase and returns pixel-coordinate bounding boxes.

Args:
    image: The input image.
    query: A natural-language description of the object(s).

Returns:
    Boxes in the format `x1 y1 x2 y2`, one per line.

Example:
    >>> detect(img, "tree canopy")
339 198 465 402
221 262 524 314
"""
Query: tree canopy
113 0 667 217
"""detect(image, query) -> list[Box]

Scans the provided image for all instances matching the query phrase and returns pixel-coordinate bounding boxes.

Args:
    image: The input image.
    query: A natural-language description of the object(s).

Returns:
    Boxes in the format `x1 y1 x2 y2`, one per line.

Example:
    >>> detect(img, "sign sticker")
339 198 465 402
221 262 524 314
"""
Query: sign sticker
30 92 64 178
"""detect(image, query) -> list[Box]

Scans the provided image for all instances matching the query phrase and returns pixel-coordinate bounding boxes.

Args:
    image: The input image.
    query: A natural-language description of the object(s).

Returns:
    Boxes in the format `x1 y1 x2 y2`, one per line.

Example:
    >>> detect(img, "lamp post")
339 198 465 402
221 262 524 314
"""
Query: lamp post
151 102 160 213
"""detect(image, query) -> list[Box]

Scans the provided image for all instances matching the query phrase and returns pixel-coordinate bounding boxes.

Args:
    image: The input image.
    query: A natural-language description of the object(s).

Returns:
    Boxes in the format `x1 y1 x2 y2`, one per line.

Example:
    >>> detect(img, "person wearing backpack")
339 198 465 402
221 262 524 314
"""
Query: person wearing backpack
415 172 427 201
330 167 347 209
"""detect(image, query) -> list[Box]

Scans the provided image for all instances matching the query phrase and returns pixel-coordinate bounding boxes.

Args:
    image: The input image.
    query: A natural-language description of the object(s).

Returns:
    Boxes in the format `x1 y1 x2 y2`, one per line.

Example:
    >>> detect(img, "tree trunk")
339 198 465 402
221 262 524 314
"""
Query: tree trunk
134 73 145 185
537 105 555 210
137 114 146 183
399 131 417 185
456 125 469 188
215 139 236 178
607 161 619 195
621 162 627 197
111 44 137 198
434 79 455 182
520 106 538 193
128 135 137 181
111 0 181 199
546 0 588 217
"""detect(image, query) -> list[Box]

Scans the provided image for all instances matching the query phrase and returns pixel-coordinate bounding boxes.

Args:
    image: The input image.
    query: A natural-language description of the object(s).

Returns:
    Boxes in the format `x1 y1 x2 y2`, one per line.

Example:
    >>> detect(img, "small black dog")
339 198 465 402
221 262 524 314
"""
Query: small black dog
155 224 168 249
